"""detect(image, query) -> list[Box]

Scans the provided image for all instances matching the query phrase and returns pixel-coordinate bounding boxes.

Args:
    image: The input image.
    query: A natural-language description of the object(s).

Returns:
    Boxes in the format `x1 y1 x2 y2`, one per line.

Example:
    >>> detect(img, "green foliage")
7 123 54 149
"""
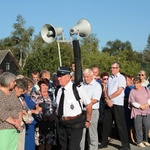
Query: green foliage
11 14 34 69
80 34 99 52
102 39 133 56
142 34 150 73
1 15 150 77
23 36 74 76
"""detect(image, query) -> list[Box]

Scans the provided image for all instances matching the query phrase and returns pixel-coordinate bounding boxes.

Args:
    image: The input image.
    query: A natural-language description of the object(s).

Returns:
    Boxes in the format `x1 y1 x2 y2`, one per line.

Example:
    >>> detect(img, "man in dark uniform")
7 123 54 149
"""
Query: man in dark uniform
55 67 92 150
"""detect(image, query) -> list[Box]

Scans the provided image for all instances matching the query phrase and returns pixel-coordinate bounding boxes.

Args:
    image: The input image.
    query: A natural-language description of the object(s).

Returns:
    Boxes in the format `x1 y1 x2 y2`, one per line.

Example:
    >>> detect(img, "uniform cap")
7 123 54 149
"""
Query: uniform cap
57 67 71 77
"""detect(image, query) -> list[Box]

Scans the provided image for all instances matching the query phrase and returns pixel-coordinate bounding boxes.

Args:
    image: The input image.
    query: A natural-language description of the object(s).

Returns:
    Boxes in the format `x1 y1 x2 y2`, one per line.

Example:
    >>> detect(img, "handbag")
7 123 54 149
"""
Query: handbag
32 113 43 122
32 102 53 122
23 114 34 123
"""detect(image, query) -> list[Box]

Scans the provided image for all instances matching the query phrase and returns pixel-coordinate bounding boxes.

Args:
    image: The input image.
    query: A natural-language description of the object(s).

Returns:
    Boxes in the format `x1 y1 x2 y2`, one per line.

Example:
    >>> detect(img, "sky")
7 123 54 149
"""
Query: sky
0 0 150 51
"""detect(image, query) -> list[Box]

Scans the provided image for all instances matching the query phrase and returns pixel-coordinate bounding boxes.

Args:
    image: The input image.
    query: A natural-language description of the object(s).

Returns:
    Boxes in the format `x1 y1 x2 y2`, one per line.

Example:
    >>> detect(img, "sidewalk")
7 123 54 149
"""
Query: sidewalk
98 139 150 150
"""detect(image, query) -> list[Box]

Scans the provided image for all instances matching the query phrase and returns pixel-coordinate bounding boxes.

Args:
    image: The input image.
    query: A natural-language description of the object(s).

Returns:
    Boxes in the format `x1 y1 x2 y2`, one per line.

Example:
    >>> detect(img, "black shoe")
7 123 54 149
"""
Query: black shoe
118 147 131 150
99 145 108 149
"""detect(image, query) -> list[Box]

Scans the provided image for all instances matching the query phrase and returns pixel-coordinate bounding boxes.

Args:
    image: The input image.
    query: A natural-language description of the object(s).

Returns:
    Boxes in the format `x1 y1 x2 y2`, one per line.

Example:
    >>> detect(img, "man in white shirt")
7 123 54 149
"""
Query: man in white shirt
80 68 102 150
55 67 92 150
99 63 130 150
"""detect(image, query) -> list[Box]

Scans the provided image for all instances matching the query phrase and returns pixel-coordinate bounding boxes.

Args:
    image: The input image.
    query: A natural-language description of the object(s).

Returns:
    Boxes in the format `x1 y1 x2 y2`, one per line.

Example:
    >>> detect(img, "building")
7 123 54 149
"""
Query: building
0 50 20 75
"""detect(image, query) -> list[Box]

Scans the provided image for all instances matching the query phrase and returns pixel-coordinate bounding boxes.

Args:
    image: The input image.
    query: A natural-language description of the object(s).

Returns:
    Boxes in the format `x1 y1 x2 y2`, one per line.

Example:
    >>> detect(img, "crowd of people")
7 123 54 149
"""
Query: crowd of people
0 62 150 150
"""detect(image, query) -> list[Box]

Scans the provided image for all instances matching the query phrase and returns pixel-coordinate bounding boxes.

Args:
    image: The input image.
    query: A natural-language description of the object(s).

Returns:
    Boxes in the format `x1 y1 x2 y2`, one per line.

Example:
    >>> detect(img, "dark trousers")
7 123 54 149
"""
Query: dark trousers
57 115 85 150
57 126 83 150
101 105 130 148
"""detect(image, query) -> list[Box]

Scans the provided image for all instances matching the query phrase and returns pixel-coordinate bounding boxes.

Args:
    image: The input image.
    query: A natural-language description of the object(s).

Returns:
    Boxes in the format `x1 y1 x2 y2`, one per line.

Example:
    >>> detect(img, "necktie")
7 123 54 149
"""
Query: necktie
58 88 65 117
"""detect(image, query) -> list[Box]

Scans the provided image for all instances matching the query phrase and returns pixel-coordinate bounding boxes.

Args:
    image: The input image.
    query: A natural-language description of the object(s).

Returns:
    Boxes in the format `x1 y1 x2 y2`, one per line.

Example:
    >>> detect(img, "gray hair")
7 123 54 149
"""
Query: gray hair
39 70 50 79
15 78 28 91
0 72 16 87
83 68 93 76
111 62 120 68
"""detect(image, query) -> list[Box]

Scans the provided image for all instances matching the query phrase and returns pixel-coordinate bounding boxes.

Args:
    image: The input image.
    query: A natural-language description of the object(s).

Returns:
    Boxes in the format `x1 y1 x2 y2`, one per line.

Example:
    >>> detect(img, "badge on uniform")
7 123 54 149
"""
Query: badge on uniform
70 103 74 110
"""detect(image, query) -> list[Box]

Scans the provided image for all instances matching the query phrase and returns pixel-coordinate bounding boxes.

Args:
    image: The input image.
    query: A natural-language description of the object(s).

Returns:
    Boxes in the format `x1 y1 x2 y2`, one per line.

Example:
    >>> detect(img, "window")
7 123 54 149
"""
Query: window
6 63 10 70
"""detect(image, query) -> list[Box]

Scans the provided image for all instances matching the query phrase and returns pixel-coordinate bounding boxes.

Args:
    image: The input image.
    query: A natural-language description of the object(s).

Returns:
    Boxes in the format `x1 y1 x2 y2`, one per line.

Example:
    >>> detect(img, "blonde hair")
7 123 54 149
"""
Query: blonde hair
138 70 146 75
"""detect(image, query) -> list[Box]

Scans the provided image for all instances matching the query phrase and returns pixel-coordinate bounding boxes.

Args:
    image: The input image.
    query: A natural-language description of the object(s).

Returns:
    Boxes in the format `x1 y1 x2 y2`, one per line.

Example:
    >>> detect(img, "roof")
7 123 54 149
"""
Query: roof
0 50 10 64
0 50 20 69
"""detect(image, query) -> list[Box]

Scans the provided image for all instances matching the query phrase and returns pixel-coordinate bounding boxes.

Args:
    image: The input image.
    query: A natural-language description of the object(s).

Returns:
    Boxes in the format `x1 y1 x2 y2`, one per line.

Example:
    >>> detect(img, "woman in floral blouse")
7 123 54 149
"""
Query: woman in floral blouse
31 78 56 150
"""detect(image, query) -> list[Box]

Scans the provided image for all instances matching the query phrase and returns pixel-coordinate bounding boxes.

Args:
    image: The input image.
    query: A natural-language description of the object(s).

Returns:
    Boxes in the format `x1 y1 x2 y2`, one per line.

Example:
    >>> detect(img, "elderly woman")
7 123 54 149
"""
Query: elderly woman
14 78 38 150
129 77 150 148
14 78 29 150
31 78 56 150
138 70 149 87
0 72 23 150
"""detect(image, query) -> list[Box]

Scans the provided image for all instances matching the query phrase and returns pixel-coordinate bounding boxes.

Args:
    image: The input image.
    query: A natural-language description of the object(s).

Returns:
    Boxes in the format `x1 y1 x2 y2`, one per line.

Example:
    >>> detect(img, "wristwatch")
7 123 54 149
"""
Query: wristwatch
86 120 91 123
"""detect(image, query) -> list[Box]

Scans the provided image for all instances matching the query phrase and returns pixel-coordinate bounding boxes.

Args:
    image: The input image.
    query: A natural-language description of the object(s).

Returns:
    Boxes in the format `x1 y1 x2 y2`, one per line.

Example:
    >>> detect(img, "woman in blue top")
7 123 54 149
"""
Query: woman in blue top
23 93 37 150
23 77 43 150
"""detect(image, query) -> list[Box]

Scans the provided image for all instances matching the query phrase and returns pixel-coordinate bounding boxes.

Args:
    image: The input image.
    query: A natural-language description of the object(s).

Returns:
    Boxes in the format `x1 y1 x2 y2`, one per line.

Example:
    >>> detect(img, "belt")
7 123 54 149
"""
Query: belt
60 113 81 121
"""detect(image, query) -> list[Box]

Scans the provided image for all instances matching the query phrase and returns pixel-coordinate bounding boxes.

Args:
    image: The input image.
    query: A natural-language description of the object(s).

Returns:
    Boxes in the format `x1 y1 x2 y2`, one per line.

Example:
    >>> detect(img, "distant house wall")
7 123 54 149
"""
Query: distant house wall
0 53 19 75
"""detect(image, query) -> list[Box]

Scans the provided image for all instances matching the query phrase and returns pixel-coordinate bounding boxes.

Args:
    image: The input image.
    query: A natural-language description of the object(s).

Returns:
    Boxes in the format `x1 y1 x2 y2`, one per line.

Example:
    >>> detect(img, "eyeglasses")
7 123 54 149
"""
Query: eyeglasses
103 78 108 80
110 67 118 69
139 74 145 76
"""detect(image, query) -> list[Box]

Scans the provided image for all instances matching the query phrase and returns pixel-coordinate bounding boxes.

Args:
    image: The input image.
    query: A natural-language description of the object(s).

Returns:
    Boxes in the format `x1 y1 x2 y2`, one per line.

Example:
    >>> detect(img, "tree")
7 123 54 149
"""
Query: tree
80 34 100 68
102 39 133 56
11 14 34 70
142 34 150 72
80 34 99 52
23 34 74 76
0 14 148 77
143 34 150 55
0 37 13 49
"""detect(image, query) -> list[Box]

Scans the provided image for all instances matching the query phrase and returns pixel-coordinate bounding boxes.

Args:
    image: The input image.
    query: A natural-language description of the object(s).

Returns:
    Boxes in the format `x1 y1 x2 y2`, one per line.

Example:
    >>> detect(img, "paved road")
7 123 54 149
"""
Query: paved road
98 139 150 150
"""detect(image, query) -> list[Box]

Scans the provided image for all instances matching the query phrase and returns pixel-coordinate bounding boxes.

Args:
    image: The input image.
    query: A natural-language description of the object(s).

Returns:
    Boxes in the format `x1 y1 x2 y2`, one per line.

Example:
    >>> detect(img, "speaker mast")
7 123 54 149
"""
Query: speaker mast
40 18 92 70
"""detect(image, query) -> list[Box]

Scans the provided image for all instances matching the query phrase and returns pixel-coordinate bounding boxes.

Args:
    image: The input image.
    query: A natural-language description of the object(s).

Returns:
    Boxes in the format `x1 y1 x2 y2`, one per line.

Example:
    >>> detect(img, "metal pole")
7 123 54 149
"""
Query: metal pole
57 41 62 67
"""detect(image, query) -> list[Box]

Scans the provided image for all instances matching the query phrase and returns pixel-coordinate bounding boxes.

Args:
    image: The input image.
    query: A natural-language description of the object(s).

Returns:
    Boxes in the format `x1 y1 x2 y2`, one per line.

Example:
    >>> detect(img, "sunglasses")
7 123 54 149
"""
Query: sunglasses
103 78 108 80
139 74 145 76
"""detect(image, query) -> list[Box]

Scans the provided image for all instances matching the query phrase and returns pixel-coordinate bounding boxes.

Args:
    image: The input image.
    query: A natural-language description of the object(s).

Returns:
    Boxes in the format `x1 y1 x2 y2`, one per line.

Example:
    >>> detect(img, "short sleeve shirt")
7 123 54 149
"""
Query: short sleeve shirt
107 73 126 106
82 79 102 109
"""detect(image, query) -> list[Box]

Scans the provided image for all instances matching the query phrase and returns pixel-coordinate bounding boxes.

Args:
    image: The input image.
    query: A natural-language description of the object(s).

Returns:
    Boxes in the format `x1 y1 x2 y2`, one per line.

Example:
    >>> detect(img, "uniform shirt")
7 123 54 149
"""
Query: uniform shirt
56 81 91 117
107 72 126 106
82 79 102 109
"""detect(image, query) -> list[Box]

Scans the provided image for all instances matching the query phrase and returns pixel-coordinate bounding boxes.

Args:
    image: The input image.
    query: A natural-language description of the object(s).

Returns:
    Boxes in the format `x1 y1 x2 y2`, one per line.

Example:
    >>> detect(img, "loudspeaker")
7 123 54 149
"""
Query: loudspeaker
41 24 63 43
70 18 91 38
